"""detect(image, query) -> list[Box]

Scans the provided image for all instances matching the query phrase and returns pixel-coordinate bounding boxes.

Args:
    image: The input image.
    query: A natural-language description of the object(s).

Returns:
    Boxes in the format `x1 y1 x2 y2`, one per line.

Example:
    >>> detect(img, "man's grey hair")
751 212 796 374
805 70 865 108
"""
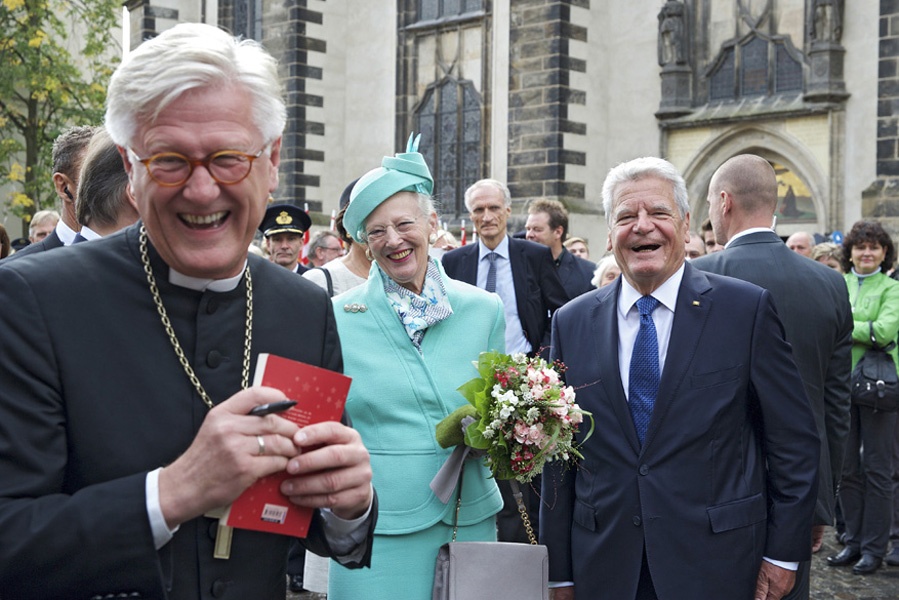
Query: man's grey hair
308 230 342 256
463 179 512 212
29 210 60 237
105 23 286 149
601 157 689 224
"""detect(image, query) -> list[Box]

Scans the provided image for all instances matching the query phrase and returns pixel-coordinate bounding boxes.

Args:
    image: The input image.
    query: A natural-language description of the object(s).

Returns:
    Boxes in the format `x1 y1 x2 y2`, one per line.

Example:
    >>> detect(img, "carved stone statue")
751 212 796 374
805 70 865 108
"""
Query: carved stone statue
658 1 686 67
808 0 843 43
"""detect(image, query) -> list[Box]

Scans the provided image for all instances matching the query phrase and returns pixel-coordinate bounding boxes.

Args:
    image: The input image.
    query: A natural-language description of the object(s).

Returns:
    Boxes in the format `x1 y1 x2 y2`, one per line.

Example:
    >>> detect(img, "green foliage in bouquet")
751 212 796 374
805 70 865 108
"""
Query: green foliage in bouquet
438 351 592 484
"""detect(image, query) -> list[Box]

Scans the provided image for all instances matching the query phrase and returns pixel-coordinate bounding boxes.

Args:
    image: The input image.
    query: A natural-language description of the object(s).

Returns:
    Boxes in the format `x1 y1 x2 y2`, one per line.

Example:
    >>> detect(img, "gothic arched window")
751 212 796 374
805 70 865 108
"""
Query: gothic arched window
416 78 482 216
707 34 803 102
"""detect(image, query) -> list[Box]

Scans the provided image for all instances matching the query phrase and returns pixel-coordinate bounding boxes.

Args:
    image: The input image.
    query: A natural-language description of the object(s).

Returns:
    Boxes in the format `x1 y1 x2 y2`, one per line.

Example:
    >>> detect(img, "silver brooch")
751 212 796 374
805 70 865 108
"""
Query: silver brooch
343 303 367 313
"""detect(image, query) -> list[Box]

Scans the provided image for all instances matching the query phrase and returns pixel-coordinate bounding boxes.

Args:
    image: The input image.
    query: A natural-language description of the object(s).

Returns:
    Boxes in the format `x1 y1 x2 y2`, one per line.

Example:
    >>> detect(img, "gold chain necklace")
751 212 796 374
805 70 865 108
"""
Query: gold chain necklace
139 225 253 409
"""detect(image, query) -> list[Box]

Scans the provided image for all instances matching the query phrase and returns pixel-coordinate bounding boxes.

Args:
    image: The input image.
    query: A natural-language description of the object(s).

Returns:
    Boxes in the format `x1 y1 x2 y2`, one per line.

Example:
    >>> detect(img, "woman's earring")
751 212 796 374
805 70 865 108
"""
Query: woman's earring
365 247 373 261
429 233 437 245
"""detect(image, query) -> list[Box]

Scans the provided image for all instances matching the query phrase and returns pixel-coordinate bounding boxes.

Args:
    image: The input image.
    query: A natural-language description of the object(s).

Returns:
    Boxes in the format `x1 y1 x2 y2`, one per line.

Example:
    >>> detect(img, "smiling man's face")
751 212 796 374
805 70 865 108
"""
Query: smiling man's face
607 175 689 295
122 83 280 279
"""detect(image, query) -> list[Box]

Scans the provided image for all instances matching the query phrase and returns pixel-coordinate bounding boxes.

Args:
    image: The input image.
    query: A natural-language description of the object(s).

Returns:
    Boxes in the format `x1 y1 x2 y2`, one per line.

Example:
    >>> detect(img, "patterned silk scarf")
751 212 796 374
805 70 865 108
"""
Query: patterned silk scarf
381 258 454 350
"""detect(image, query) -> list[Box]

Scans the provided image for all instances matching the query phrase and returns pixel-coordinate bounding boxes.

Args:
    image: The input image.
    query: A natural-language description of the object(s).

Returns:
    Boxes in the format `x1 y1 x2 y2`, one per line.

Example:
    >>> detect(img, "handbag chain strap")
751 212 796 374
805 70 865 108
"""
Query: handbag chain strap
449 469 538 545
510 480 539 546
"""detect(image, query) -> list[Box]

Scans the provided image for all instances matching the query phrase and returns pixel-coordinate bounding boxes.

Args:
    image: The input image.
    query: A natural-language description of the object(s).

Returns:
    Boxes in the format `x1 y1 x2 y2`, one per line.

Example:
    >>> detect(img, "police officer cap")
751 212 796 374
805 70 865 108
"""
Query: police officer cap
259 204 311 237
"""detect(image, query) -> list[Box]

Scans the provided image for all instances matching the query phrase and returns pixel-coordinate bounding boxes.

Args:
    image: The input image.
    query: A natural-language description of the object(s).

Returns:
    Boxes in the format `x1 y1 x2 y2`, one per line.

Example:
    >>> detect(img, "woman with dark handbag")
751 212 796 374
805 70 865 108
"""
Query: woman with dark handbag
827 220 899 575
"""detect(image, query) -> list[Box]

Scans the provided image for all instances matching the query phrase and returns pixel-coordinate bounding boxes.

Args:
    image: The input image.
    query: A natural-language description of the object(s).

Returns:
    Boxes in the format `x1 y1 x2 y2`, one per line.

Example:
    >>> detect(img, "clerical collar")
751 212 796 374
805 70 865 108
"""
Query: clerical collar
169 261 248 292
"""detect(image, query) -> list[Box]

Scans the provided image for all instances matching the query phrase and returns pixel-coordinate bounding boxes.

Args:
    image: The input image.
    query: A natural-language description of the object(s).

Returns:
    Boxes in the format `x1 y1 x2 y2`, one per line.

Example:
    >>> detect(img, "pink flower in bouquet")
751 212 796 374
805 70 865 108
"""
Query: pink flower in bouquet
444 351 594 483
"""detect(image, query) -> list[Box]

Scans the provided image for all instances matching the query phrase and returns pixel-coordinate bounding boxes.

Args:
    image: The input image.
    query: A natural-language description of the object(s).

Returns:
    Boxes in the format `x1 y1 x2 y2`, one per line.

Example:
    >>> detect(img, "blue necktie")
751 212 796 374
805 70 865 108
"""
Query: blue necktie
629 296 660 445
485 252 498 293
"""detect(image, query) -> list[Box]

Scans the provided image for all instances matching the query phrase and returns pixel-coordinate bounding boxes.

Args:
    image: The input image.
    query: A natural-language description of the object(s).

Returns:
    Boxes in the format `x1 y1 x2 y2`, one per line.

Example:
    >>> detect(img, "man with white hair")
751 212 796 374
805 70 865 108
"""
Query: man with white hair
0 23 375 600
787 231 815 257
540 156 818 600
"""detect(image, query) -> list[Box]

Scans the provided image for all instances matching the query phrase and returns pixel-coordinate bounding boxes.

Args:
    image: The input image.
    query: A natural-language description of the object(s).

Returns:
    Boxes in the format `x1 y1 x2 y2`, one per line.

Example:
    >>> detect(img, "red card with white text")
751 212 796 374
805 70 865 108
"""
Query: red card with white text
224 353 351 538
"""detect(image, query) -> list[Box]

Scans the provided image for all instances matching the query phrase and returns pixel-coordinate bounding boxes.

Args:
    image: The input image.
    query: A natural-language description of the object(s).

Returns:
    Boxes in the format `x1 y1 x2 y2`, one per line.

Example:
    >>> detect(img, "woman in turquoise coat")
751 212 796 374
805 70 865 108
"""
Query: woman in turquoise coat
827 220 899 575
328 137 505 599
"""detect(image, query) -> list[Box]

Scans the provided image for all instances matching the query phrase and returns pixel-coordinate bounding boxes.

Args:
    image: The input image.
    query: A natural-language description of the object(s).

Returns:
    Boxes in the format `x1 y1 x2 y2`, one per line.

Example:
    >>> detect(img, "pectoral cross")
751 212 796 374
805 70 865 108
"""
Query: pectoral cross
204 506 233 559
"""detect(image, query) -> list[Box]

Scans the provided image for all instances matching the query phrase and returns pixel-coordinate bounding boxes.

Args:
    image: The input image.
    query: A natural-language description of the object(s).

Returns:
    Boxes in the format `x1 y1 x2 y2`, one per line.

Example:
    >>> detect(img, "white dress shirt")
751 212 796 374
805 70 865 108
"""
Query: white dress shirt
476 236 530 354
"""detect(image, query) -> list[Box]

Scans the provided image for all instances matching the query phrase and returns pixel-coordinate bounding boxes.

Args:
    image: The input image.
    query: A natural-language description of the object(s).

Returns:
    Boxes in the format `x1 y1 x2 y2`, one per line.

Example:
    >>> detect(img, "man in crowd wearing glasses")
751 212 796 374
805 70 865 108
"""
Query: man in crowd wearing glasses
308 230 345 268
0 23 375 600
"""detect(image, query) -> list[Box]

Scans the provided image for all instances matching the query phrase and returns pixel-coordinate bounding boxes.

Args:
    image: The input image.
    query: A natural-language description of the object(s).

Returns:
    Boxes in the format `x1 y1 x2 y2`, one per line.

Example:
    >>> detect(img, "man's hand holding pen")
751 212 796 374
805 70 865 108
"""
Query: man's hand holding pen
157 387 373 528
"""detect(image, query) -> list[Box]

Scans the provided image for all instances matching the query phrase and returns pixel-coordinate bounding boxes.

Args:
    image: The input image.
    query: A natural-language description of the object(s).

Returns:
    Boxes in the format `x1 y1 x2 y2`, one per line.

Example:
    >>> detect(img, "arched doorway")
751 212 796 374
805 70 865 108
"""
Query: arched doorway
681 124 828 237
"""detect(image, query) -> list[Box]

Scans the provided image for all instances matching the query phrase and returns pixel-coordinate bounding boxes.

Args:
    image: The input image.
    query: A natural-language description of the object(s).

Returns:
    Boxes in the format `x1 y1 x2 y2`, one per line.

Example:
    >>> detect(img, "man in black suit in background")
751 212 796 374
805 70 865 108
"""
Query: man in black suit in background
526 198 596 299
692 153 852 600
442 178 569 543
5 126 96 260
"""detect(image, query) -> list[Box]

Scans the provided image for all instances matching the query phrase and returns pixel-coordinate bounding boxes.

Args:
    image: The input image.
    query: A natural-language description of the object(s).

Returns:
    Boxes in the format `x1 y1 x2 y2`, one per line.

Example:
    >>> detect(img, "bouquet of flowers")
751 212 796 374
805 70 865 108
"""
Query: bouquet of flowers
436 351 592 483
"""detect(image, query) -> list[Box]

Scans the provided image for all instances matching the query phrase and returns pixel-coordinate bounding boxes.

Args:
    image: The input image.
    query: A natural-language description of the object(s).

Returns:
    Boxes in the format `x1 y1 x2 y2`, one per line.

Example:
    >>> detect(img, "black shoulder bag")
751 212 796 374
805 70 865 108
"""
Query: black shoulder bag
850 322 899 412
314 267 334 297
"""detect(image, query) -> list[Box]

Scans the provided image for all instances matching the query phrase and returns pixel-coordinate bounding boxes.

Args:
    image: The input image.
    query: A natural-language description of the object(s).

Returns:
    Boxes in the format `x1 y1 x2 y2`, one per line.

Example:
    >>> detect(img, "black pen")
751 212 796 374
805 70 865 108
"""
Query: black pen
248 400 297 417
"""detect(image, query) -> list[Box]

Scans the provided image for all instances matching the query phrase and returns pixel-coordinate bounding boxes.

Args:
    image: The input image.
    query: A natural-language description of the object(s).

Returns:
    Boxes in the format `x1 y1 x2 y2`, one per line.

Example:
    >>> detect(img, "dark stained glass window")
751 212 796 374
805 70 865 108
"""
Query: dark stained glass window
741 36 768 96
233 0 262 41
707 34 804 102
418 0 484 21
416 78 482 216
709 48 735 101
775 43 803 93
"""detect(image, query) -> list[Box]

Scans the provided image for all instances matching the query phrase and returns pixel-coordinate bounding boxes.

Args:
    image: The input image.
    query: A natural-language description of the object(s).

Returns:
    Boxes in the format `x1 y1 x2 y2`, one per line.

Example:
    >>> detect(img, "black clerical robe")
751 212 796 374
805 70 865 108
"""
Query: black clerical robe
0 223 374 600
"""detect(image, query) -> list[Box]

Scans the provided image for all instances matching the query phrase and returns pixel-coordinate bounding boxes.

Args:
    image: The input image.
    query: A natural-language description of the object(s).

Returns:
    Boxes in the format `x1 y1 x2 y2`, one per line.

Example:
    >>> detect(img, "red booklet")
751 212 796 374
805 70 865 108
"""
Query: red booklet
224 353 351 538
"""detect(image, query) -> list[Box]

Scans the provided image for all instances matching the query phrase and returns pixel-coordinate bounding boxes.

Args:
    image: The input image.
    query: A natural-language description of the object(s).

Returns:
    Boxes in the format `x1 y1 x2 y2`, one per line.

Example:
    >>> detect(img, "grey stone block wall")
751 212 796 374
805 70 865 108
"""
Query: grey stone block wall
862 0 899 223
507 0 588 211
279 1 326 212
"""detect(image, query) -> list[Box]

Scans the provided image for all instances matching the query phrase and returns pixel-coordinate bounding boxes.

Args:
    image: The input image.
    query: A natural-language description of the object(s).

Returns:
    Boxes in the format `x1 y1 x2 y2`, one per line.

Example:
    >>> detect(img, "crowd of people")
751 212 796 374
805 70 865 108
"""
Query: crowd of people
1 22 898 600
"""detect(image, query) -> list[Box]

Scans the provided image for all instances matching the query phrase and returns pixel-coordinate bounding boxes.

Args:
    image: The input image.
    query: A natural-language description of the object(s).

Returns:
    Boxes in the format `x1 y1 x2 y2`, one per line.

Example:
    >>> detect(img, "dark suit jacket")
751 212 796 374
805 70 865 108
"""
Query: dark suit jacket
692 230 852 530
0 224 375 600
556 248 595 299
441 237 569 354
2 228 64 262
540 262 819 600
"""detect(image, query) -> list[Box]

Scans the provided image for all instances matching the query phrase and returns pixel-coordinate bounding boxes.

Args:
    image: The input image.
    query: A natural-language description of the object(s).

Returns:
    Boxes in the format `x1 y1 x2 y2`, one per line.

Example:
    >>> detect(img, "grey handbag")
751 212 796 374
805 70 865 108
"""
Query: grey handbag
432 477 549 600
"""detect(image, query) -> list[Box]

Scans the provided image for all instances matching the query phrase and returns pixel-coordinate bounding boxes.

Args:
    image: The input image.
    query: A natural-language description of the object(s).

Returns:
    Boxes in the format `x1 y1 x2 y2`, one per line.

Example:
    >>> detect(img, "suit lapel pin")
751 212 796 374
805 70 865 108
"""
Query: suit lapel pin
692 300 700 307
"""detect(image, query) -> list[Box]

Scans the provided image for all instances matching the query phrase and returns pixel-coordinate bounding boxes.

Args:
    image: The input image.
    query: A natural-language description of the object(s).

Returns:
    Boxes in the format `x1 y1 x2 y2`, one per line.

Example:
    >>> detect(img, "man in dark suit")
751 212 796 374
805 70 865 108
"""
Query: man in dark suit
0 24 375 600
692 154 852 600
442 178 568 543
4 126 97 260
540 157 819 600
442 179 568 356
526 198 596 299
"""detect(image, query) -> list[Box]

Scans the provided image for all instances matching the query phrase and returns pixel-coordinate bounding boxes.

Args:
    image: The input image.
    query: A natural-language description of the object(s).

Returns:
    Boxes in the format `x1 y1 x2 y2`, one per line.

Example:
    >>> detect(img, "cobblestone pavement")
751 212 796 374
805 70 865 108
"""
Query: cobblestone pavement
287 527 899 600
811 528 898 600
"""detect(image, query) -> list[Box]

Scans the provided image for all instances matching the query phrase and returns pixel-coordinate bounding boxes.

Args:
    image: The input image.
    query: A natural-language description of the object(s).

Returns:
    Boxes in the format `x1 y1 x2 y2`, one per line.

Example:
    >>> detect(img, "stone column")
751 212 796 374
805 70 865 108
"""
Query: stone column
861 0 899 229
279 1 327 212
507 0 589 216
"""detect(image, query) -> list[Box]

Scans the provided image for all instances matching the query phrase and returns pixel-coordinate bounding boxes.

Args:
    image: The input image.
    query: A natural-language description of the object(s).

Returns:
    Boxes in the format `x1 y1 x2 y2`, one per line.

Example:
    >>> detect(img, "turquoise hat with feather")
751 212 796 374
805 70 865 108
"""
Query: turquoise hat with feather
344 133 433 243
